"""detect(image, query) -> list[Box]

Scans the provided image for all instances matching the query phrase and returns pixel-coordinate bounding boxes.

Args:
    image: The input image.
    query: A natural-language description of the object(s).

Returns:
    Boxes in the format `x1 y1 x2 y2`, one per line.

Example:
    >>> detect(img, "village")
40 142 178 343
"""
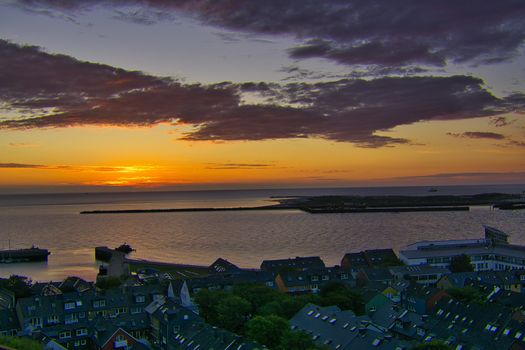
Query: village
1 225 524 350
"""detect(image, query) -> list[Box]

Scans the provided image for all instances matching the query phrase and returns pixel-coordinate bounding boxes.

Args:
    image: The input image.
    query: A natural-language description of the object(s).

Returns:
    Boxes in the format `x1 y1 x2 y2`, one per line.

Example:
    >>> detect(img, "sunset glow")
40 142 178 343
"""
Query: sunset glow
1 1 524 192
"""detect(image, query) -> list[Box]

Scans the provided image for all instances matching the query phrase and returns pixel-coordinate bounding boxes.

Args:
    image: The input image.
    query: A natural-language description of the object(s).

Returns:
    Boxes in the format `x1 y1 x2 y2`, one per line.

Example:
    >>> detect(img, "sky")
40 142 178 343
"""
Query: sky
0 0 524 193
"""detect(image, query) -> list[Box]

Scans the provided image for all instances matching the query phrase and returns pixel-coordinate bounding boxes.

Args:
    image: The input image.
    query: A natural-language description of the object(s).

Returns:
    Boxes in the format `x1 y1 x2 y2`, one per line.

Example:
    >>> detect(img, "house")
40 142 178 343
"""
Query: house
59 277 93 294
178 269 275 294
275 266 355 294
15 284 163 349
424 297 525 349
487 289 525 311
260 256 325 274
362 291 390 314
381 281 410 302
147 298 259 350
341 249 398 269
437 270 525 292
289 303 411 350
356 268 393 287
0 307 19 336
400 284 448 315
93 326 150 350
368 301 425 340
399 226 525 271
0 287 15 309
389 265 450 286
208 258 242 274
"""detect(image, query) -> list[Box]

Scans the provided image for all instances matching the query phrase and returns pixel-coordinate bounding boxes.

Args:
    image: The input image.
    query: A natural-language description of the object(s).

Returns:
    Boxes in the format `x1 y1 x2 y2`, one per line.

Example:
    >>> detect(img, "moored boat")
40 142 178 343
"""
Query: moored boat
0 246 50 263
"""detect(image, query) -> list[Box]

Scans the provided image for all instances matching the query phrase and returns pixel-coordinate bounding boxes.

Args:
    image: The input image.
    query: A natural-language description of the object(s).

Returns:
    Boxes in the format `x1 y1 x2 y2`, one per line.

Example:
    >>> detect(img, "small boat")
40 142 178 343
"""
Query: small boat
115 243 135 254
428 188 438 193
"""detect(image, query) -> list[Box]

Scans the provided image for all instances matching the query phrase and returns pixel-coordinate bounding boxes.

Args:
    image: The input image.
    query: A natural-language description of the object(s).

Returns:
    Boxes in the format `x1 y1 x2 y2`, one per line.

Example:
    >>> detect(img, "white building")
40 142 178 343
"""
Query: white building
399 226 525 271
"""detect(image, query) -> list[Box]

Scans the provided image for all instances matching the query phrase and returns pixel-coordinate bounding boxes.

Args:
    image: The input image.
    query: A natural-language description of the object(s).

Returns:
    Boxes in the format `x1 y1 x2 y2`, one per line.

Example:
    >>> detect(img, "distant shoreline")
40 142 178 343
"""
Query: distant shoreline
80 192 524 214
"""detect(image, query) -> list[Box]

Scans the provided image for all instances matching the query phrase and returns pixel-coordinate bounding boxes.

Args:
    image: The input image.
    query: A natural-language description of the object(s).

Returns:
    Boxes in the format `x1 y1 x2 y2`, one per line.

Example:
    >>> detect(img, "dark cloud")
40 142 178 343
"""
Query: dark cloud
394 171 525 180
112 8 176 25
489 116 513 127
447 131 506 140
508 140 525 147
1 40 525 147
0 162 44 168
205 163 276 170
12 0 525 68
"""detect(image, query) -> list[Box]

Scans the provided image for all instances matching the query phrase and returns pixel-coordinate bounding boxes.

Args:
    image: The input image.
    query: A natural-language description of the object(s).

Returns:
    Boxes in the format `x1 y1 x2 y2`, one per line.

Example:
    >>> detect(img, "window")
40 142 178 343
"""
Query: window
341 273 348 280
47 315 59 324
311 275 319 281
81 339 86 345
59 331 71 339
78 312 85 319
322 275 329 281
64 302 75 310
93 300 106 308
76 328 88 336
135 295 145 303
65 314 78 325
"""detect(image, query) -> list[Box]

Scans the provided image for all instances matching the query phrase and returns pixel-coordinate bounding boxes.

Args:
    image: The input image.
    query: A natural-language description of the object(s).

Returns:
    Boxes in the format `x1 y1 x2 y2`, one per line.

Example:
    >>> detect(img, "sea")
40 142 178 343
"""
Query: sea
0 184 524 282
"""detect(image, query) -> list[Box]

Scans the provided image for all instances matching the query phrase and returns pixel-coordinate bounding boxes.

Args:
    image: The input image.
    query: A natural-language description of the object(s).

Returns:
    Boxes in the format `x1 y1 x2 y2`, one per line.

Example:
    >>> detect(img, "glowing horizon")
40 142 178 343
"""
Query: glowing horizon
1 1 524 192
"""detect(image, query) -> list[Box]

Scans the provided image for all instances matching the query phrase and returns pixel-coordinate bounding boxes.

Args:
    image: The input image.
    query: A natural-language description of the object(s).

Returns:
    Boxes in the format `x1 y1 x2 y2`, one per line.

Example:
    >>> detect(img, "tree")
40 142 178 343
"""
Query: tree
0 336 43 350
194 289 228 325
279 330 320 350
446 287 484 304
449 254 474 272
0 275 32 299
233 284 282 313
318 282 364 314
245 315 288 348
216 295 252 333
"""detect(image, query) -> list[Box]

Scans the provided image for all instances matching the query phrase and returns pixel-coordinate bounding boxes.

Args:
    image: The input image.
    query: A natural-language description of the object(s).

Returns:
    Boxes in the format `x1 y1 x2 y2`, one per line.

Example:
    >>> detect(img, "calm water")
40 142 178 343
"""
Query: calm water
0 185 524 282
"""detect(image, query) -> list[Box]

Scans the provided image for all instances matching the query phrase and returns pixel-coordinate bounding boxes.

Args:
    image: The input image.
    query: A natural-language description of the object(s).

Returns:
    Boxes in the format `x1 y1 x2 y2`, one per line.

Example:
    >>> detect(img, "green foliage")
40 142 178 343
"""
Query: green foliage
278 329 320 350
246 315 289 348
446 286 484 303
233 284 283 313
0 275 31 299
412 340 453 350
194 283 360 349
318 282 364 314
216 295 252 333
95 276 125 290
0 336 43 350
449 254 474 273
194 289 228 324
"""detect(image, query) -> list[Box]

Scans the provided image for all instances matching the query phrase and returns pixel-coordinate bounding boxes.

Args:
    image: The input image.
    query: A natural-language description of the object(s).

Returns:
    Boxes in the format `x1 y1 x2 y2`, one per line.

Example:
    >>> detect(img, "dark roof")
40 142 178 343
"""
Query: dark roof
290 303 410 350
488 289 525 309
359 268 394 282
425 297 524 350
208 258 242 274
402 284 445 300
152 299 260 350
277 266 354 288
261 256 325 272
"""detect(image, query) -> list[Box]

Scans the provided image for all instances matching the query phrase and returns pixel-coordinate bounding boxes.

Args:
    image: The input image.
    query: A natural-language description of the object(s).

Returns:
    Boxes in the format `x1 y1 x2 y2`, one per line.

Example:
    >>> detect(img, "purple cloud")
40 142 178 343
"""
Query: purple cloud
447 131 506 140
12 0 525 68
1 40 525 147
0 162 44 168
